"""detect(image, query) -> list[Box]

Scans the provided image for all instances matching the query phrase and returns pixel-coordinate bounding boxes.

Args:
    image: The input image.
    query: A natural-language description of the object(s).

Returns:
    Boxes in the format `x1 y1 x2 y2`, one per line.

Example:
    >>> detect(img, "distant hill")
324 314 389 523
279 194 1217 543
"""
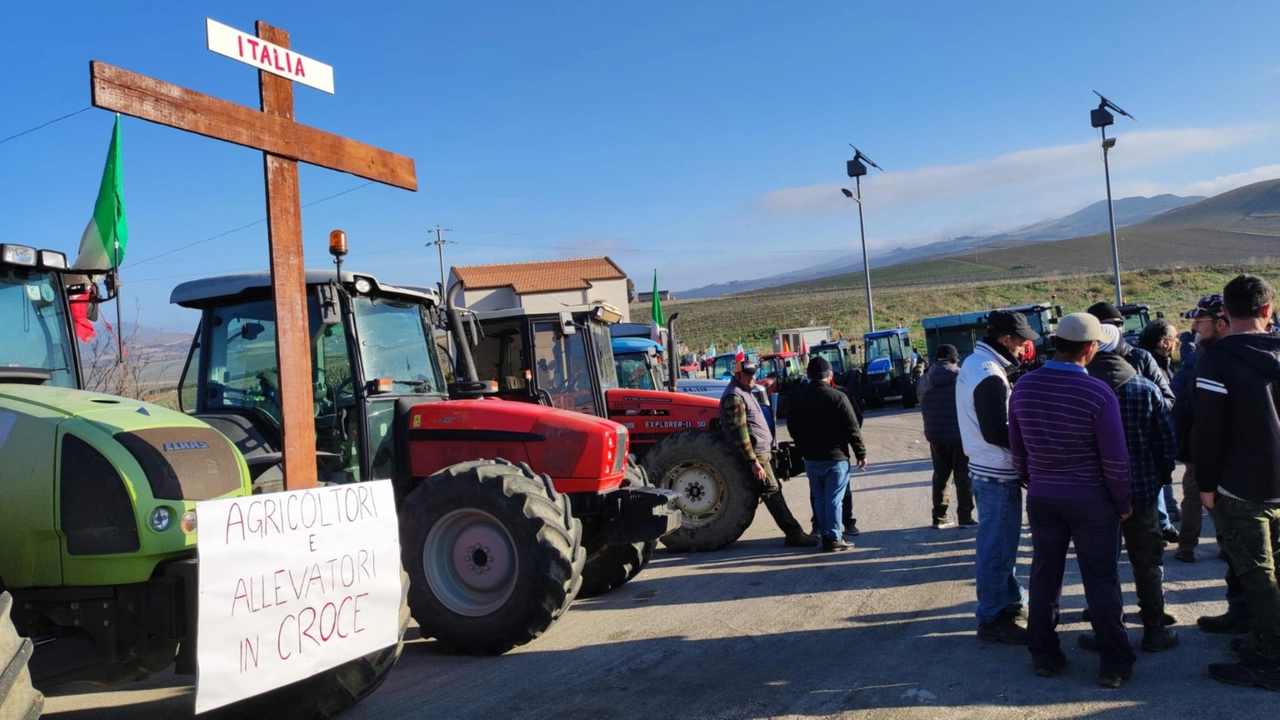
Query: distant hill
678 193 1202 299
762 178 1280 294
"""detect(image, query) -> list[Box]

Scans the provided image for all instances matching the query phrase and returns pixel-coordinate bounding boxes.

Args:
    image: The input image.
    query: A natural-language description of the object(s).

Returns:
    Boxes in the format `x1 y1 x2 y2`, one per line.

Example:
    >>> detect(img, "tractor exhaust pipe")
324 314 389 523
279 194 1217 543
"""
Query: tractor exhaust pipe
665 312 680 393
446 279 479 383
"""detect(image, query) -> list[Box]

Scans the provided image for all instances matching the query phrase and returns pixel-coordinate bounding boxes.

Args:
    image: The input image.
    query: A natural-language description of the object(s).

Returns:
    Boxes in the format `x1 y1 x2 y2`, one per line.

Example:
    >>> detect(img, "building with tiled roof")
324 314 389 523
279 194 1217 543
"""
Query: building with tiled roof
448 256 630 320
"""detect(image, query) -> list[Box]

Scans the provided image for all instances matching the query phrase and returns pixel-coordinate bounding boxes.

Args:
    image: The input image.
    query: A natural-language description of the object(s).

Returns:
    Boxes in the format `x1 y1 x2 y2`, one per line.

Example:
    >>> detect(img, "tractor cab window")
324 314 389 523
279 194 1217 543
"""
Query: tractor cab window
1122 310 1148 340
865 336 900 364
616 353 655 390
352 296 444 396
532 321 598 415
471 320 527 393
589 320 619 391
0 268 77 388
815 347 844 374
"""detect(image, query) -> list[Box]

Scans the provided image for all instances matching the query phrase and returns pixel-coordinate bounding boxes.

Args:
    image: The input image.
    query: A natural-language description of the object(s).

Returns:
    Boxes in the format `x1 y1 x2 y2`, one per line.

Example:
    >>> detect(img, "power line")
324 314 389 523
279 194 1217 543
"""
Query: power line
129 181 376 267
0 107 93 147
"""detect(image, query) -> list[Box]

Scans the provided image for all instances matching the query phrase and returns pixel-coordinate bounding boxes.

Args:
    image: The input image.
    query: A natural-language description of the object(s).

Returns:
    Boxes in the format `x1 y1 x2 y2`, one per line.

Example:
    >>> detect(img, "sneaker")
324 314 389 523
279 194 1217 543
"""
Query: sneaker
1198 612 1251 635
1078 632 1099 653
1098 670 1132 689
1142 627 1179 652
958 517 979 528
1034 653 1068 678
932 520 958 530
822 538 853 553
843 521 861 537
1162 526 1180 544
842 531 859 542
1209 653 1280 692
1173 547 1196 563
785 534 820 548
977 616 1029 645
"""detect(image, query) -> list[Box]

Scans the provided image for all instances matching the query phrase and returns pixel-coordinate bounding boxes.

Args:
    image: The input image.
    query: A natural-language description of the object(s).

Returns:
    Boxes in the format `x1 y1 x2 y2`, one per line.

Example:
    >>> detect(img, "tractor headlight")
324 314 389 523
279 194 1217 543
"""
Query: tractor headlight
613 425 628 474
180 511 198 535
1 244 37 266
38 250 68 269
149 507 172 532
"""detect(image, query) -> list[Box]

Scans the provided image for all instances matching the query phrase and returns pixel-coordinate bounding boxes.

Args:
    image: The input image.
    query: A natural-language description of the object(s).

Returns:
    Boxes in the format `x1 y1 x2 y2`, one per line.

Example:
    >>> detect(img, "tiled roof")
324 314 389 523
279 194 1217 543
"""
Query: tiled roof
454 256 626 294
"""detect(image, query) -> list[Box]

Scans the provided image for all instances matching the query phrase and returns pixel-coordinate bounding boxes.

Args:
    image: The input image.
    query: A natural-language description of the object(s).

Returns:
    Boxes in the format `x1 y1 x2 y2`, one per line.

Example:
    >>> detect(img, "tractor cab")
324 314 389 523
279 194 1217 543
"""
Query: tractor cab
810 340 860 388
611 336 667 391
861 328 922 409
1118 303 1155 346
0 245 81 389
172 269 449 490
759 351 801 383
922 302 1061 370
706 350 759 380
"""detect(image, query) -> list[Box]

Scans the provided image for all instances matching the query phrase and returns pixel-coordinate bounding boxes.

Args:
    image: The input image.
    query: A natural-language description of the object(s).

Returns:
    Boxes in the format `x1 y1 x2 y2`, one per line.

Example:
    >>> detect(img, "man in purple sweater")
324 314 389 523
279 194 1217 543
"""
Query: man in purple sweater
1008 313 1137 688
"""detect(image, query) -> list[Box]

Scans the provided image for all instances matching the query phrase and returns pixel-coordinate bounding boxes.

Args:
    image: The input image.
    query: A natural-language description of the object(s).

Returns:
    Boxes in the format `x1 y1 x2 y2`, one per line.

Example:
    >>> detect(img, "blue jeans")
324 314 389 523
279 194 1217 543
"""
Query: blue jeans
805 459 851 543
1157 484 1180 527
972 474 1027 624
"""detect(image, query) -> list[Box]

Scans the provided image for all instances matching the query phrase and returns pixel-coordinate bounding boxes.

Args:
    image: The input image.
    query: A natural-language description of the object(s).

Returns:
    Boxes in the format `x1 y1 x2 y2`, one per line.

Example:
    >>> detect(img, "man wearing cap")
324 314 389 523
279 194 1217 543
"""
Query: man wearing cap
1009 313 1135 687
1195 274 1280 691
957 310 1039 643
919 344 975 529
720 358 818 548
788 356 868 552
1172 294 1229 564
1082 322 1180 653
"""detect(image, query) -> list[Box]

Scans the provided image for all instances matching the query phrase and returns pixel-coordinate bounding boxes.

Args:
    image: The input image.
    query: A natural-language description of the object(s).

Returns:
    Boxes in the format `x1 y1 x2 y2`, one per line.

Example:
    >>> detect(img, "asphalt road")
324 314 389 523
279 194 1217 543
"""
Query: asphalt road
42 408 1273 719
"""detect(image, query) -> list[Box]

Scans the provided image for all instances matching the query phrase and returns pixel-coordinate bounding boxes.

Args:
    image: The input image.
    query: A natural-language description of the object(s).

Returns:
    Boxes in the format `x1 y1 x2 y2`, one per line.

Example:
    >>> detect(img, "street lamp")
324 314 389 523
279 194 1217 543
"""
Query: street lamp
1091 91 1135 306
842 145 882 333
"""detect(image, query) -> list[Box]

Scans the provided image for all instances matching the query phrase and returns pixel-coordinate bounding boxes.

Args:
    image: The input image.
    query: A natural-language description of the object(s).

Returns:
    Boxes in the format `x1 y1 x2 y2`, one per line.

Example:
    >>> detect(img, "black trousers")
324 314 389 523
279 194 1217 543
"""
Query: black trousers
930 441 974 523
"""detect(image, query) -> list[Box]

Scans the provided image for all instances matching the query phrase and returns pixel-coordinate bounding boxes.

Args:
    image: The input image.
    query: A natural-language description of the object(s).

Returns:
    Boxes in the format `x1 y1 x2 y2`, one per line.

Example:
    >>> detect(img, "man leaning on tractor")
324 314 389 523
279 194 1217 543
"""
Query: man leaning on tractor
719 358 818 548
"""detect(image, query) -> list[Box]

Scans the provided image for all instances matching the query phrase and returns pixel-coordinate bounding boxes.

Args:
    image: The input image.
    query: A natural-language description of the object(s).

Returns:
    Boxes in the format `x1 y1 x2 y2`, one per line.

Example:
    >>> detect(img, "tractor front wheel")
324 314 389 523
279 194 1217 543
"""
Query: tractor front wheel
642 431 758 552
400 459 582 655
0 592 42 720
579 464 657 597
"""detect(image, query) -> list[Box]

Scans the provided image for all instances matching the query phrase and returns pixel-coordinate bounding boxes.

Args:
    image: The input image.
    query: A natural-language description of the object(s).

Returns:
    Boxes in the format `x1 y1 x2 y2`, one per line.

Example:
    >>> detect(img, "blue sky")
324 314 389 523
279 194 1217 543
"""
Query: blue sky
5 1 1280 332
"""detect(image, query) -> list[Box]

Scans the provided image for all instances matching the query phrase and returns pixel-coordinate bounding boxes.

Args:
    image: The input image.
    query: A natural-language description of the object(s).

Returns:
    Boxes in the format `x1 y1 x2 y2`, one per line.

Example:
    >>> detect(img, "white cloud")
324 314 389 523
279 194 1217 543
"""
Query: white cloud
758 125 1272 215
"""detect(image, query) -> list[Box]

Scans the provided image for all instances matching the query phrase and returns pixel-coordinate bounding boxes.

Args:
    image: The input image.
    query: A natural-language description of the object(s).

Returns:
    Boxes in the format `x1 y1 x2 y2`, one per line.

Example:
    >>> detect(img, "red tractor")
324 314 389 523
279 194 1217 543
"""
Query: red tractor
455 295 802 553
170 254 678 654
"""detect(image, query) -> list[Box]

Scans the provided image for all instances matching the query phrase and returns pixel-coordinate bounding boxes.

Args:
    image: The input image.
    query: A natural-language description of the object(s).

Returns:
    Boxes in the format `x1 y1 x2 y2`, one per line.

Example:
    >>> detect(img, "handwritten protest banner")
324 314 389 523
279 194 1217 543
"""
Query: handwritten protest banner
194 480 400 713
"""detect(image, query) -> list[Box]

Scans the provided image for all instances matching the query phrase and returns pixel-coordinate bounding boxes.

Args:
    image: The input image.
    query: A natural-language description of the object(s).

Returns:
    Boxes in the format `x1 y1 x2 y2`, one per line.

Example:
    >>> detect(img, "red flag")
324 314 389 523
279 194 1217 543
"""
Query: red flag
801 336 808 355
68 293 97 342
735 343 745 364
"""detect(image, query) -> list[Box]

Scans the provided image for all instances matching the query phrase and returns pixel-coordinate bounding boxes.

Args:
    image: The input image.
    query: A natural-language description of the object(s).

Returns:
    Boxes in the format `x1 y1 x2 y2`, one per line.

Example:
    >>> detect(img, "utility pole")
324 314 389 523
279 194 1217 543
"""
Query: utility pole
1090 91 1135 306
842 145 883 334
429 224 454 293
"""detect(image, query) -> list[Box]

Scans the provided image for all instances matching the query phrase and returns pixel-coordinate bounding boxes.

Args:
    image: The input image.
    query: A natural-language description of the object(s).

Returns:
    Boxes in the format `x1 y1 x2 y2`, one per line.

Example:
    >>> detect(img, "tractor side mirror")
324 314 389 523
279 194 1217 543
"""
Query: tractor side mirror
1156 311 1165 319
448 380 498 399
559 312 577 335
241 322 265 341
318 282 340 326
86 301 100 322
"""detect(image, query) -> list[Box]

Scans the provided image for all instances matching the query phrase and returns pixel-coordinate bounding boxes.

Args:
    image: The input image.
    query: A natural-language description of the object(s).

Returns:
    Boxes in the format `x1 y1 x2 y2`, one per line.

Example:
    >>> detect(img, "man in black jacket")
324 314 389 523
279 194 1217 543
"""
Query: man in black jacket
919 344 975 529
788 357 868 552
1194 274 1280 691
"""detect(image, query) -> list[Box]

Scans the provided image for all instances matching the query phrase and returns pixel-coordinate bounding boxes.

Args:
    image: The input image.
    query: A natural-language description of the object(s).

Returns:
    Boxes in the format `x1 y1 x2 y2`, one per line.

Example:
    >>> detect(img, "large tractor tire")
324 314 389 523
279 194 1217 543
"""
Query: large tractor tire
0 592 43 720
642 431 758 553
209 567 411 720
579 464 657 597
399 459 582 655
901 383 918 409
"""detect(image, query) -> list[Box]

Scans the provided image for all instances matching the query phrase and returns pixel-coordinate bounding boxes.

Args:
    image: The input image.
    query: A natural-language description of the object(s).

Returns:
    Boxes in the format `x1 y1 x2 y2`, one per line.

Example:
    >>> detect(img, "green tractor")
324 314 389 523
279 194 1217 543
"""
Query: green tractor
0 244 406 718
860 328 923 409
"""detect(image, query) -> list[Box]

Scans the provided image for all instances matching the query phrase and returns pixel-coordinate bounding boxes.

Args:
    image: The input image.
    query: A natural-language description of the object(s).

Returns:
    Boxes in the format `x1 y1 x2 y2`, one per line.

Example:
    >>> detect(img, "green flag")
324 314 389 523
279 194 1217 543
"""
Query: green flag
650 270 664 343
72 115 128 270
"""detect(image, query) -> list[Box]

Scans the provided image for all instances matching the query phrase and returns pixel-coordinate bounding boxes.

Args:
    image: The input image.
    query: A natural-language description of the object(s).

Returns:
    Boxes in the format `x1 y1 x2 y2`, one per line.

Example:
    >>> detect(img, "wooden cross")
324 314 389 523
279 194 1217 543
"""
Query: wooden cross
90 21 418 490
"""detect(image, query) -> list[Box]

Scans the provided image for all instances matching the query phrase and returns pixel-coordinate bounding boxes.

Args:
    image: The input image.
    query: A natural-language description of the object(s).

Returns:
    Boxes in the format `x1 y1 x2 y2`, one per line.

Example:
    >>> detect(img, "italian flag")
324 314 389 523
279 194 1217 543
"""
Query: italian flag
72 116 128 272
650 270 664 344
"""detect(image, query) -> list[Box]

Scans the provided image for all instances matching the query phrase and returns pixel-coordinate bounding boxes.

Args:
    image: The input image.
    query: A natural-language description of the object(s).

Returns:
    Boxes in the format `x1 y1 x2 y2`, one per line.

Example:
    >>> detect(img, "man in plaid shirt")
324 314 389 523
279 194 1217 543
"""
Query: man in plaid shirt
1082 323 1181 653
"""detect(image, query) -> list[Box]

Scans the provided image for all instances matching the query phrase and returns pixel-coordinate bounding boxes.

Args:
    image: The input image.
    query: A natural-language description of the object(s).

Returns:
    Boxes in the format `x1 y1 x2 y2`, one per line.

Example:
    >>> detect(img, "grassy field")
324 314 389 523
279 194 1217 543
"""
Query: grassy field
643 263 1280 354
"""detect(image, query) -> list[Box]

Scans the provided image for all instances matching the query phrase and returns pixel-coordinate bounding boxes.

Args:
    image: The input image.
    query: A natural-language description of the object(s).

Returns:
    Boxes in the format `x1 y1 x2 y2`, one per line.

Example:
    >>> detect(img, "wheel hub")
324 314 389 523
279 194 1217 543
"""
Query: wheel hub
669 463 723 522
423 508 519 617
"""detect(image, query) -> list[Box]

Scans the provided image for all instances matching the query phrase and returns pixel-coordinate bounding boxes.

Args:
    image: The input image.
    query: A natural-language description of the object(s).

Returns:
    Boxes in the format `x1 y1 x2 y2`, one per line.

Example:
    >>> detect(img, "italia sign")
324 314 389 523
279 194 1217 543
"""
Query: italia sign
205 18 335 94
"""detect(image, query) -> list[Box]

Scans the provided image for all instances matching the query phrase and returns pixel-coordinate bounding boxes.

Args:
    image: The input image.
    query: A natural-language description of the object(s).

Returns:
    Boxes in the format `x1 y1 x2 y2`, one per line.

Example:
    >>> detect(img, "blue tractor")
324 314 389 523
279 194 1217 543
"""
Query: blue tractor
860 328 923 409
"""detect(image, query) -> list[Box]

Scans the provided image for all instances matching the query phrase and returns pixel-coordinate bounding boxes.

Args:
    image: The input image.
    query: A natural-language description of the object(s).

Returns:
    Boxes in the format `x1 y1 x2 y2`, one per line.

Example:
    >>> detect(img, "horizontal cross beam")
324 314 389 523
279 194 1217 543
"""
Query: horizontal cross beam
90 61 417 191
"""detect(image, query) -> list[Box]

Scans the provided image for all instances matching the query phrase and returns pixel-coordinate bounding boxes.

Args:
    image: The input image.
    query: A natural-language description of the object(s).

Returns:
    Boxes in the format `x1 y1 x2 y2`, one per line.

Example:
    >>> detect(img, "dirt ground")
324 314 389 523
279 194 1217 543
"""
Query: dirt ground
42 408 1272 719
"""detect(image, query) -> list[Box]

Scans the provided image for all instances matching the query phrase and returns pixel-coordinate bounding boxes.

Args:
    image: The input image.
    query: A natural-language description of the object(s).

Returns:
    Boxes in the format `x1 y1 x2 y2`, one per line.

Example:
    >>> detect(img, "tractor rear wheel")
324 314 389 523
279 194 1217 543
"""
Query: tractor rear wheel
208 567 411 720
0 591 43 720
399 459 581 655
579 464 657 597
642 431 758 552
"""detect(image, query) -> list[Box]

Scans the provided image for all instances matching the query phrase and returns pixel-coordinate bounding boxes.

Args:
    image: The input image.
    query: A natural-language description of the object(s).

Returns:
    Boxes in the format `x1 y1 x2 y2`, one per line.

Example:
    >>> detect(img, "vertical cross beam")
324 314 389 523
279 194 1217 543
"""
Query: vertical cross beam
256 21 317 490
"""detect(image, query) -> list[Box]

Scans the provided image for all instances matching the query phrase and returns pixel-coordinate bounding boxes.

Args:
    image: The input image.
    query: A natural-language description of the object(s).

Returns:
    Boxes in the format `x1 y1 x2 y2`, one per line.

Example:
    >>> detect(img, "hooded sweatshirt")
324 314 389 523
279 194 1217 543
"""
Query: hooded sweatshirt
918 361 961 444
1192 332 1280 504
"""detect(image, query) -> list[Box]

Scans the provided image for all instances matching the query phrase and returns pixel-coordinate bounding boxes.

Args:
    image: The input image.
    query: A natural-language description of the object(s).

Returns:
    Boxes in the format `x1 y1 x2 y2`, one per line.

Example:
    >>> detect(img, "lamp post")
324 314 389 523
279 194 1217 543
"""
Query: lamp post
842 145 882 333
1090 92 1135 306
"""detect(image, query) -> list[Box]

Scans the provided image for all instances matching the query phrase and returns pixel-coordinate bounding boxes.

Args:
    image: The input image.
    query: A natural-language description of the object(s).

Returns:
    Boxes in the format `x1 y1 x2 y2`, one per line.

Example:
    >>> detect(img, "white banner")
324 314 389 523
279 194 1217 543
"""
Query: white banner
206 18 336 94
194 481 400 714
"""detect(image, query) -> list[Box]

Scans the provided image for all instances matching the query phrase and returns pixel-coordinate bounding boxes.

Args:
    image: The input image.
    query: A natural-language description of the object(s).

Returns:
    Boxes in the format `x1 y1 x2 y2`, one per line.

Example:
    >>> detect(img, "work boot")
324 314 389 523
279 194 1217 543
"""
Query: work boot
1198 611 1251 634
1033 653 1068 678
822 538 853 553
785 533 819 548
977 615 1029 645
1142 626 1180 652
1173 547 1196 563
1209 649 1280 692
1162 526 1180 544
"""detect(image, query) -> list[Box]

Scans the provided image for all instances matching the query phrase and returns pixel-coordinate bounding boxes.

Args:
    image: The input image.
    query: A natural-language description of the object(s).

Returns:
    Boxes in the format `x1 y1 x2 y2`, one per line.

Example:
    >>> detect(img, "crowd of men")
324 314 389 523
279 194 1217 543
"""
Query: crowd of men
718 273 1280 692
